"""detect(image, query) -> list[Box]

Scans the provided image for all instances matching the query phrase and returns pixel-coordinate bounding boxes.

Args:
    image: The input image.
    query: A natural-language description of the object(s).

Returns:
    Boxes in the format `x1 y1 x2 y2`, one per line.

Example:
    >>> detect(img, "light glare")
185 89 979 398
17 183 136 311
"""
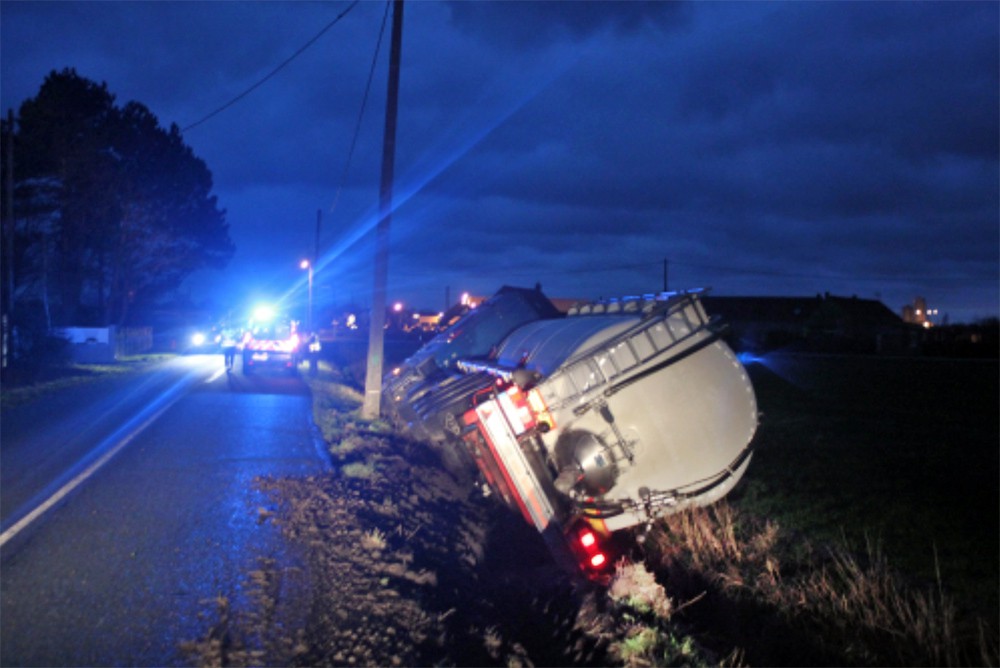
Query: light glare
253 304 275 322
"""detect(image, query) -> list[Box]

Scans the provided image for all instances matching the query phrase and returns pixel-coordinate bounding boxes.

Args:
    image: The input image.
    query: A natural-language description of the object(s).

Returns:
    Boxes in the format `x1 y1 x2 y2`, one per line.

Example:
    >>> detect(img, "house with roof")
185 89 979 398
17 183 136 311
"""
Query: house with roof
701 293 912 354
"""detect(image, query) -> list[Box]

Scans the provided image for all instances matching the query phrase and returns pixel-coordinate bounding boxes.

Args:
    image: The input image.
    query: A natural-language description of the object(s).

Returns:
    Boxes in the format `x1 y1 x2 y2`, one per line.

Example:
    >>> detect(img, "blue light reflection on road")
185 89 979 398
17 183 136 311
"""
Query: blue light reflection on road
0 357 327 666
0 357 209 541
116 384 327 665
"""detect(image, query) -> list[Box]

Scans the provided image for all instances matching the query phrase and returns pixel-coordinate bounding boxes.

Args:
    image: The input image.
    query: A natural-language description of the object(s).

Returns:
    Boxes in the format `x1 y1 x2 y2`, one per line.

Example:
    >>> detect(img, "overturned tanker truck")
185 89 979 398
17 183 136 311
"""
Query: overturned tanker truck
383 285 758 578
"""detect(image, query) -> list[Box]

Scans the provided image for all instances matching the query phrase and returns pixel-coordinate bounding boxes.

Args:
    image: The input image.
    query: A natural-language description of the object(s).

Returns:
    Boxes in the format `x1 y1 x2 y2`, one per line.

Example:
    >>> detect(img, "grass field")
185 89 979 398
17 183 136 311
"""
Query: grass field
734 353 998 624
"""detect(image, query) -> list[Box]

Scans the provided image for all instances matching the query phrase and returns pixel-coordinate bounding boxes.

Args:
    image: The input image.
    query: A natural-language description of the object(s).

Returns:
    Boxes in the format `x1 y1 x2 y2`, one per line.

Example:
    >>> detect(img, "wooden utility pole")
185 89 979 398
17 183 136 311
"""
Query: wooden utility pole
4 110 13 302
3 109 15 369
362 0 403 419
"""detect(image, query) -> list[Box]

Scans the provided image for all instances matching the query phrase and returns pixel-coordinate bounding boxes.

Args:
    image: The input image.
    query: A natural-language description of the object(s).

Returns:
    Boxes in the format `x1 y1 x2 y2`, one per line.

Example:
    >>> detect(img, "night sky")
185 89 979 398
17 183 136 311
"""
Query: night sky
2 1 997 324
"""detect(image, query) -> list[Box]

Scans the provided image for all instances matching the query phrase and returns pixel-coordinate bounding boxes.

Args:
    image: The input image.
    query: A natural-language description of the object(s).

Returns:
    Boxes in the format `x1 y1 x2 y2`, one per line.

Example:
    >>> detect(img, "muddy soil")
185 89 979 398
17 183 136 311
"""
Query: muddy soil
181 431 619 667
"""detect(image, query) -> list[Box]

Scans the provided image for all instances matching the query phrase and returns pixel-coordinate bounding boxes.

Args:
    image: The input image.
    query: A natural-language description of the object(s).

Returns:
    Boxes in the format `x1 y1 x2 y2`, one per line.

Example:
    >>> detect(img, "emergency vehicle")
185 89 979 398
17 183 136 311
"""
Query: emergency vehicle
384 286 758 577
241 307 301 375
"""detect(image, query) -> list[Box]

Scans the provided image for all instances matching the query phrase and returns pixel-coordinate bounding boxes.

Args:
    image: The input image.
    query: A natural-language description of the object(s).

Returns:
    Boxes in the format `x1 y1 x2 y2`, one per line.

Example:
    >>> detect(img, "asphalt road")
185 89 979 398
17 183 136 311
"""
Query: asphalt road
1 355 329 667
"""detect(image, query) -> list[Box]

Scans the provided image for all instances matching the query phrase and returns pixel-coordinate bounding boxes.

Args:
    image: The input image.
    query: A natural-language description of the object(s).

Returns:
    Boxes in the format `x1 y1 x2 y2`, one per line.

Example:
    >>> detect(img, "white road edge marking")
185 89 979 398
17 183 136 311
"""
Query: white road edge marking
0 393 184 549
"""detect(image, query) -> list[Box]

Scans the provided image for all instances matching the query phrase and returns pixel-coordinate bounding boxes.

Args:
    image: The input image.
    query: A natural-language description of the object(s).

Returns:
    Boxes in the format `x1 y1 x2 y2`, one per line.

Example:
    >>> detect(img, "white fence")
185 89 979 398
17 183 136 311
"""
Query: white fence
54 326 153 363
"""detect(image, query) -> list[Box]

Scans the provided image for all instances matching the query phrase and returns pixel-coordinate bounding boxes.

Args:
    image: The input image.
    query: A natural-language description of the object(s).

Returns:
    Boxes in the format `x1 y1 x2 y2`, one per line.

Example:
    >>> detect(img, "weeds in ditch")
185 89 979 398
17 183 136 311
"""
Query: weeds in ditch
644 503 995 666
609 561 672 618
804 540 962 666
606 562 707 666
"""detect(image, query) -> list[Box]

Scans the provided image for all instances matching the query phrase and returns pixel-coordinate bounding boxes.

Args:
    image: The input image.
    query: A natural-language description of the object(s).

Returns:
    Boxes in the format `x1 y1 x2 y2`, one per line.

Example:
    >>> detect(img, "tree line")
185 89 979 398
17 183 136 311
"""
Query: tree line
1 68 233 356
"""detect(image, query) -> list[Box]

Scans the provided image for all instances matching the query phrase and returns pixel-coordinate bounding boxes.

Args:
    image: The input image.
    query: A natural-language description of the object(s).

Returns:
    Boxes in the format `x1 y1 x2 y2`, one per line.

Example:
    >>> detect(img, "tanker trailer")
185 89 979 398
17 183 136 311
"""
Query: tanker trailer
383 286 561 475
384 287 758 577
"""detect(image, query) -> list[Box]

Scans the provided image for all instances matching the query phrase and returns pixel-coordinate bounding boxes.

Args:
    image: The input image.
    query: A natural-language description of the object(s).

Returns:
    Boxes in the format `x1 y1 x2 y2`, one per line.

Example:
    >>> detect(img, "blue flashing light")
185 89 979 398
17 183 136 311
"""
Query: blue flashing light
253 304 276 322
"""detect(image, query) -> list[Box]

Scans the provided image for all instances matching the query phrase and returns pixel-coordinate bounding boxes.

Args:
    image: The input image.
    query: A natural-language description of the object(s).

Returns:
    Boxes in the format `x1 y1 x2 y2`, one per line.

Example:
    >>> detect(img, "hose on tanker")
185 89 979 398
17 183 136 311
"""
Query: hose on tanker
576 498 628 519
573 441 755 521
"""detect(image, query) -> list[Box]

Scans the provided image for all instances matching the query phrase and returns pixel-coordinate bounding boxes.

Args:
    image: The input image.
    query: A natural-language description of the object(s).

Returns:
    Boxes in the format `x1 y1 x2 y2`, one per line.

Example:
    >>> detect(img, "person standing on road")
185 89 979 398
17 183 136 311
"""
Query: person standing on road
307 333 321 376
221 328 238 371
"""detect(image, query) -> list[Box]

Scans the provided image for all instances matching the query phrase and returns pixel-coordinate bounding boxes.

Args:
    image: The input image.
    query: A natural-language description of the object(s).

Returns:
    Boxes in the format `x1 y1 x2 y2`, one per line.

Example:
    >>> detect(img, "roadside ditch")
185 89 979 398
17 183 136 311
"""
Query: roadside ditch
179 362 994 666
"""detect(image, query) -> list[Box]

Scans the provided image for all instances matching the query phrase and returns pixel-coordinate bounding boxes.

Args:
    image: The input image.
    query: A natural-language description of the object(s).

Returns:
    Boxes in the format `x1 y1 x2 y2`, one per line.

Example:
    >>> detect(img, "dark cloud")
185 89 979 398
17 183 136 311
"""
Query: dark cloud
444 1 690 47
1 0 996 322
677 2 999 162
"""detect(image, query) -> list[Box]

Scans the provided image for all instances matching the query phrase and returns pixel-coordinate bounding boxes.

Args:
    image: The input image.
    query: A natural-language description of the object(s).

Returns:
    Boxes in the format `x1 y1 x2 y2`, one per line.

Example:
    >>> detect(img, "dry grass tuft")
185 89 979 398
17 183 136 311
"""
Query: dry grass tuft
803 540 961 666
361 527 388 552
646 503 992 666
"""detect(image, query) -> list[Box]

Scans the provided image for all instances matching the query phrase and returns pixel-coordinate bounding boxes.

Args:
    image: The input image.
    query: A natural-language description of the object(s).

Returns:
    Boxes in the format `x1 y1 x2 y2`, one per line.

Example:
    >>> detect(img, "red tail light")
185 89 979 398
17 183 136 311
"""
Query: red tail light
574 525 611 573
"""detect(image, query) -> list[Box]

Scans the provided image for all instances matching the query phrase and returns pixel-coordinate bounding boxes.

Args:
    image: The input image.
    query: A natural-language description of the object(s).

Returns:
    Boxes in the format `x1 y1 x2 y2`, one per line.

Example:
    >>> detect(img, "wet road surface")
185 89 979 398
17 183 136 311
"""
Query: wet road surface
1 355 328 666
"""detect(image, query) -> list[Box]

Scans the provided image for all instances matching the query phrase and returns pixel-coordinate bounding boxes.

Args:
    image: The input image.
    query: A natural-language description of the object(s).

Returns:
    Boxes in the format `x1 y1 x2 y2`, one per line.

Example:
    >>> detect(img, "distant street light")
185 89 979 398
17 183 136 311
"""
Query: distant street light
300 259 313 333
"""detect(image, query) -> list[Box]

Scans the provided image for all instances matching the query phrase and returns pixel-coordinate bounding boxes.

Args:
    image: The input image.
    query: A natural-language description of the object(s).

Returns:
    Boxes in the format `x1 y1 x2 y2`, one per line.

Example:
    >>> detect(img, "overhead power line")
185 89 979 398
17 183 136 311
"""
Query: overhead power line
329 0 391 217
181 1 360 132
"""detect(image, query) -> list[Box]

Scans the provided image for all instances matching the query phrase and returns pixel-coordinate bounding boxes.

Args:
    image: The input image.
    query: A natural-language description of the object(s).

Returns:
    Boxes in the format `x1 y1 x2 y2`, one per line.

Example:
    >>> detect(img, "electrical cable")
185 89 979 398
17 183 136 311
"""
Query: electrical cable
181 1 361 133
329 0 390 218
